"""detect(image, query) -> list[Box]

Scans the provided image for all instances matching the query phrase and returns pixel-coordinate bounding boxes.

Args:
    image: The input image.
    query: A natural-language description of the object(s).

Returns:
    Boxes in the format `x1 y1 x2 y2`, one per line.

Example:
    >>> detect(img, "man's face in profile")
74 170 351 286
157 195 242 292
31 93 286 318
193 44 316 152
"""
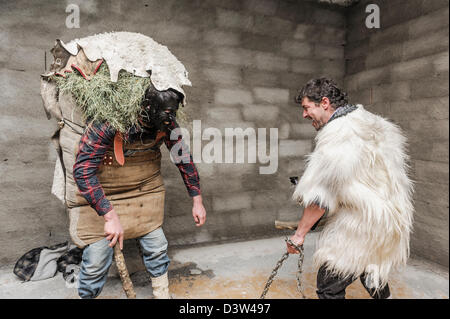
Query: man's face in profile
301 97 327 131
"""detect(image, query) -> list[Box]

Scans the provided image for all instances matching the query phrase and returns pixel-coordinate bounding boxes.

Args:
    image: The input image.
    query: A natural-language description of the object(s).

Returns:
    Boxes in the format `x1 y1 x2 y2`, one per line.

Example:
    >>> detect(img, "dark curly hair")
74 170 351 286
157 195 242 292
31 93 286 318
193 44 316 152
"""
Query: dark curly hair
295 77 348 109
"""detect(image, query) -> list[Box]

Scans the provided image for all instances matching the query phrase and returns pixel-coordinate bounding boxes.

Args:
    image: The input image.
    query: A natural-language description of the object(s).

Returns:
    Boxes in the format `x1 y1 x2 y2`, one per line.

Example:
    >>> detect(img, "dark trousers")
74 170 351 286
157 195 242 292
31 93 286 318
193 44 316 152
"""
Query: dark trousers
316 264 391 299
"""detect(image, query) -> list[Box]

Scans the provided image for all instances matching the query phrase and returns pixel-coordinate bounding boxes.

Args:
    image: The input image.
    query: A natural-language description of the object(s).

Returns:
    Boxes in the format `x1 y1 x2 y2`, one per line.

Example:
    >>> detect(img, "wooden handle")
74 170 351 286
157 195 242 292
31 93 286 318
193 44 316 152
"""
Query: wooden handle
274 220 299 230
113 245 136 299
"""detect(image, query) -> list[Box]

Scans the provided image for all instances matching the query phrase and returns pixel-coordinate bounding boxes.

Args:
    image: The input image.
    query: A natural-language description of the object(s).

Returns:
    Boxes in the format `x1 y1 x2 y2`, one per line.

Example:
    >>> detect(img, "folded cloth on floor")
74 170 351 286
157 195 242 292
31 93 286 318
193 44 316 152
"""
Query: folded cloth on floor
57 246 83 281
13 242 83 282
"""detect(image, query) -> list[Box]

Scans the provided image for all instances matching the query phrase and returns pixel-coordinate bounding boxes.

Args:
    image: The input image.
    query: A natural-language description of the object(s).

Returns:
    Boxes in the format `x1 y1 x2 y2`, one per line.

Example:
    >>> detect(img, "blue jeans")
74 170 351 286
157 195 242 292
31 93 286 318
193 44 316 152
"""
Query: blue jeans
78 227 170 299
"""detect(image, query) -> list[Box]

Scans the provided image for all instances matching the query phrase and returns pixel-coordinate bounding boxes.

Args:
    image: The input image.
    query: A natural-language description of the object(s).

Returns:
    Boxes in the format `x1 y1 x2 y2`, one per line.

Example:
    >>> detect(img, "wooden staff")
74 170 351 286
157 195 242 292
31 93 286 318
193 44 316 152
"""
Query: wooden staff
275 220 299 230
113 245 136 299
275 217 326 231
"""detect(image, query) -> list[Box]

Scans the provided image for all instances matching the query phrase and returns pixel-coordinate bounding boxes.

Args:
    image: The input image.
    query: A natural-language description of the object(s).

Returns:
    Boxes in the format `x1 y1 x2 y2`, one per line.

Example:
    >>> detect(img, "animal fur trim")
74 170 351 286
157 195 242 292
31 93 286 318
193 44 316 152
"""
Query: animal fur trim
293 105 414 289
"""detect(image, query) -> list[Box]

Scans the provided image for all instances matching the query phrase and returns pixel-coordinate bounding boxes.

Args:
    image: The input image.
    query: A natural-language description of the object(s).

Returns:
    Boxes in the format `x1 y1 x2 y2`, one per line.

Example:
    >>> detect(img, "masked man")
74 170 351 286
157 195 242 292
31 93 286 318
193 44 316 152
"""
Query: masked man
40 32 206 299
287 78 413 299
72 83 206 299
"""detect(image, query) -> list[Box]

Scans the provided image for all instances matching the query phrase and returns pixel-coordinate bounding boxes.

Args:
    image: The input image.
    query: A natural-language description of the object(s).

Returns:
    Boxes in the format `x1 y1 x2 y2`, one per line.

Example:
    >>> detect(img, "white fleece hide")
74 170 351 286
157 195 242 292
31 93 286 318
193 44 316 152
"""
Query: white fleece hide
293 105 414 289
60 31 191 102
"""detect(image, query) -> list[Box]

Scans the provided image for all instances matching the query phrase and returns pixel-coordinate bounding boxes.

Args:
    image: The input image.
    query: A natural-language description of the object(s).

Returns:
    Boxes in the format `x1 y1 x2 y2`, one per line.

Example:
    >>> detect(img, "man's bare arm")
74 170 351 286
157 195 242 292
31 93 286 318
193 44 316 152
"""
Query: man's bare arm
287 204 326 254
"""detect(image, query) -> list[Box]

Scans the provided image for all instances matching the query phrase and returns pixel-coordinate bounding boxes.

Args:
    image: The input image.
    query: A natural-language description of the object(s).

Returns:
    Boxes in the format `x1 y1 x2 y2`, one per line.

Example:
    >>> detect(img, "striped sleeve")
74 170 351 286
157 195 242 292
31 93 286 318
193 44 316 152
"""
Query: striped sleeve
163 120 201 197
73 122 116 216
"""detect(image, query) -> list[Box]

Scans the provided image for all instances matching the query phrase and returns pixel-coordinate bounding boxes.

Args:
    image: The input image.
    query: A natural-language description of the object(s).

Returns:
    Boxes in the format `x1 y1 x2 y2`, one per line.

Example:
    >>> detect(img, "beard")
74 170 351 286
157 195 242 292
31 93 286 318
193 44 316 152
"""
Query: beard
312 119 325 131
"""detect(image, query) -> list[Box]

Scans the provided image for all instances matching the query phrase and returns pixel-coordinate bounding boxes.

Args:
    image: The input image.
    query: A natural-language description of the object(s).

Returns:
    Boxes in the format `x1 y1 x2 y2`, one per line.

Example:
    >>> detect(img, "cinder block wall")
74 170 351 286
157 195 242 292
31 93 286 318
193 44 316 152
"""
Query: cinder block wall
345 0 449 267
0 0 346 265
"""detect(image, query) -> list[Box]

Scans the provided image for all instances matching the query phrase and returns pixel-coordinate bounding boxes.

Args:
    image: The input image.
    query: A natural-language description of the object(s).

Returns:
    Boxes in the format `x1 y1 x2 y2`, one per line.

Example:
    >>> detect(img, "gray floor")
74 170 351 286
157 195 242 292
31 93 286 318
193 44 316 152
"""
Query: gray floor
0 233 448 299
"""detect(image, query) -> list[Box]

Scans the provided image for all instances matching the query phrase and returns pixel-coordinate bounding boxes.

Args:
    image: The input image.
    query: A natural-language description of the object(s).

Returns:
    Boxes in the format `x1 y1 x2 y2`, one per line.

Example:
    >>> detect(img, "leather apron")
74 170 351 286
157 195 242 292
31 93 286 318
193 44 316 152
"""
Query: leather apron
66 130 166 249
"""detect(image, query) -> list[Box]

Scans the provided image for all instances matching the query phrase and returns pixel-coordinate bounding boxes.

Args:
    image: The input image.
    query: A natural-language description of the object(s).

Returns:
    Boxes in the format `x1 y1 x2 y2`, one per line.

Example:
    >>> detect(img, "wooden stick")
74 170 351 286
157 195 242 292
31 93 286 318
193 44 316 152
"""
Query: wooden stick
274 220 299 230
113 245 136 299
275 218 327 231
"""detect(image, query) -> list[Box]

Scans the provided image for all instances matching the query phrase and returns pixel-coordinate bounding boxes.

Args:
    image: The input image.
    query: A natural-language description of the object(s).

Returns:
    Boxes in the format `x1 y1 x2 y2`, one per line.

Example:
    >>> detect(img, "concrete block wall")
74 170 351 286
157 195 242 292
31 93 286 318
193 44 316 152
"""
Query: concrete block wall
4 0 447 270
158 0 347 246
0 0 346 265
345 0 449 267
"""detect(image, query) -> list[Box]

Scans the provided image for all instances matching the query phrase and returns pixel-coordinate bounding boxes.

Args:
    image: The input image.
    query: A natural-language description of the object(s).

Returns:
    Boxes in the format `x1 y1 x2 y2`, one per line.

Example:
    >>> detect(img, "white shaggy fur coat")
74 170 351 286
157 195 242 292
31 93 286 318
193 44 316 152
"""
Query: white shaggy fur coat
293 105 414 289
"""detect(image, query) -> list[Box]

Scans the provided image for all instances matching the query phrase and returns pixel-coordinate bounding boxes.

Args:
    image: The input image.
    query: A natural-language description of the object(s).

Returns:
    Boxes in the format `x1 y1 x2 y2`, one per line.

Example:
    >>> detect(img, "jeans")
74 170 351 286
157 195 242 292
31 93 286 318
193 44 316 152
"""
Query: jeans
78 227 170 299
316 264 391 299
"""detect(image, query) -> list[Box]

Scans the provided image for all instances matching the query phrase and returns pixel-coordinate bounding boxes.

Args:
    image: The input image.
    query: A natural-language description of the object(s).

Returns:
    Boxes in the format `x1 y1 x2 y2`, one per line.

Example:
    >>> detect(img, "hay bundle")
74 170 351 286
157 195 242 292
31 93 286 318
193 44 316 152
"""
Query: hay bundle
52 63 189 134
52 63 150 134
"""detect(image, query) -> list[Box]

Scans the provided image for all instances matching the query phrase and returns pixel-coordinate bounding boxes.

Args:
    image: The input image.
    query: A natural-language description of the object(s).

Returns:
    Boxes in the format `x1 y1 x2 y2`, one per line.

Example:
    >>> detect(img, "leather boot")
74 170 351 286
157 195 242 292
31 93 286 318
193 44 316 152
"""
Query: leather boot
151 272 170 299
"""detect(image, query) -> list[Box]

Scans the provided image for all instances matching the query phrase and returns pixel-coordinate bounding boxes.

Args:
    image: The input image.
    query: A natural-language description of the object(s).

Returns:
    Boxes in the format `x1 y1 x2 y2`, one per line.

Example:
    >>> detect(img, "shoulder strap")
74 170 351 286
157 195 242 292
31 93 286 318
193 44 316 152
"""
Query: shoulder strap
114 132 125 166
114 130 166 166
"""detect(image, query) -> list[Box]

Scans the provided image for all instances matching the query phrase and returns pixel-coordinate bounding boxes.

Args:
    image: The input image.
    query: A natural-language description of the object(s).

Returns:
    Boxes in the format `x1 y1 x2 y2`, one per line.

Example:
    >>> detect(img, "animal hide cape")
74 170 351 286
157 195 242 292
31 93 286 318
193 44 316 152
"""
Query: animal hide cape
43 31 191 105
40 31 192 203
293 105 414 289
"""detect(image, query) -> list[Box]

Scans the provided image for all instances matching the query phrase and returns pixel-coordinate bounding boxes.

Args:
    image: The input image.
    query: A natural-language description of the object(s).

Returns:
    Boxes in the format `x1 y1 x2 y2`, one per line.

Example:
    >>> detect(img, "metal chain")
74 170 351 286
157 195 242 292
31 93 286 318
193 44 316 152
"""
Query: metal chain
259 251 289 299
259 237 306 299
294 239 306 299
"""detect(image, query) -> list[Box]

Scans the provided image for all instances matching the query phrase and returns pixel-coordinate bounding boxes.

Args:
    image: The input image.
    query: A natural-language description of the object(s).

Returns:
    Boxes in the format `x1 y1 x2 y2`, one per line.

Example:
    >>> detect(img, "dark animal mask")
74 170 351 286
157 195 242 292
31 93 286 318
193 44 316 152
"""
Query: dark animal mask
141 85 184 131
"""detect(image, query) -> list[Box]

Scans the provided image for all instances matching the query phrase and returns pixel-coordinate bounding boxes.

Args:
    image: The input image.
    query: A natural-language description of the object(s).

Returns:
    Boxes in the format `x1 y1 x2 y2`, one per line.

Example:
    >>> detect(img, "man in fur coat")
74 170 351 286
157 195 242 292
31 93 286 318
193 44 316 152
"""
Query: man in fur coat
288 78 414 299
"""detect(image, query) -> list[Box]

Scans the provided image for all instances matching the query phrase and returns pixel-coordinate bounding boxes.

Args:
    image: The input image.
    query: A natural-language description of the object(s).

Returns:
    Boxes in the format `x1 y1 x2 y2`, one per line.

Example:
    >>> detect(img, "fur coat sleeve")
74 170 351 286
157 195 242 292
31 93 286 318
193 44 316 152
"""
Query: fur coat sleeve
292 119 363 214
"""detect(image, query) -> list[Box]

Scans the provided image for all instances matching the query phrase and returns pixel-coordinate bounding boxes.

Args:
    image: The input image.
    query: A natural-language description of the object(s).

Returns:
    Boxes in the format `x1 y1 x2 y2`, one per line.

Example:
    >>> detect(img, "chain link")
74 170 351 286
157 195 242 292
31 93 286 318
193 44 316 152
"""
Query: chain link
259 237 306 299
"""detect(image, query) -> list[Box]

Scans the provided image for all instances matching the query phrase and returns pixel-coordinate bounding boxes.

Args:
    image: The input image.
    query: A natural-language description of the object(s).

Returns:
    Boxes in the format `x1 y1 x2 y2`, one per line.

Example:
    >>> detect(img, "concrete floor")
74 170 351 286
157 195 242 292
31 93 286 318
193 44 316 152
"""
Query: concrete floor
0 233 448 299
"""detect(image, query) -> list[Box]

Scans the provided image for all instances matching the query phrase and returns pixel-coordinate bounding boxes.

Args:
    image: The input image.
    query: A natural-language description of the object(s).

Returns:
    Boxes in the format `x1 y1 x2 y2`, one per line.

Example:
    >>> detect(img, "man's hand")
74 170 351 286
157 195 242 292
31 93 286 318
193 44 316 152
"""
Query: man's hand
286 204 325 254
286 233 304 254
103 209 124 250
192 195 206 227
